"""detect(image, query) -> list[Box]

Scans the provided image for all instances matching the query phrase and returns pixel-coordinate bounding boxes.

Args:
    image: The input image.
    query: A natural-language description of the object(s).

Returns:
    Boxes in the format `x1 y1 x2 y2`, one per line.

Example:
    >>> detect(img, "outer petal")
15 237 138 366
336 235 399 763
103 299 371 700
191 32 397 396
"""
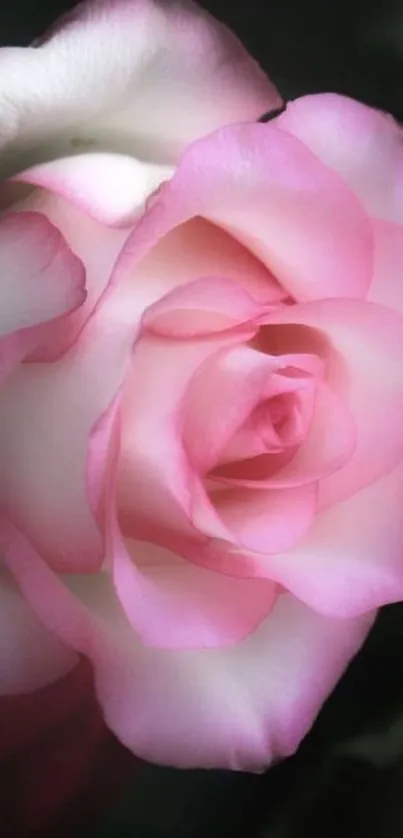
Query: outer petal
276 93 403 223
13 153 173 228
2 524 374 770
0 210 86 378
114 122 373 303
0 565 77 694
10 188 129 359
0 0 280 176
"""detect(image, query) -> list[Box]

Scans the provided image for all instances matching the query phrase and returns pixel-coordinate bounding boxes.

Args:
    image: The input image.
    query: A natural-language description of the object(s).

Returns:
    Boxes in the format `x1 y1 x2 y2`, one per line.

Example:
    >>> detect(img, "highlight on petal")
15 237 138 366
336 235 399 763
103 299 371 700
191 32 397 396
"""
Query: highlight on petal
2 524 374 770
13 153 173 227
0 0 280 176
114 121 373 304
276 93 403 223
0 210 86 378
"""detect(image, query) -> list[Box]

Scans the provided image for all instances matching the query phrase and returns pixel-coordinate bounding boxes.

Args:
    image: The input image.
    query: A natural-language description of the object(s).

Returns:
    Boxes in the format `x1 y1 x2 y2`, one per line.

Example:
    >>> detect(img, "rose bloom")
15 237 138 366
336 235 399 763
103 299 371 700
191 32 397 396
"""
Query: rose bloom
1 0 403 772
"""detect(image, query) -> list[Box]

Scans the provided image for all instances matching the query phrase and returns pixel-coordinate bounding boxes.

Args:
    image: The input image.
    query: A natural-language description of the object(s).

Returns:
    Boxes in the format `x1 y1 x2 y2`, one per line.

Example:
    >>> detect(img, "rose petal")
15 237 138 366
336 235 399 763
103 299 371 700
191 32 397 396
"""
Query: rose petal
0 210 86 378
246 461 403 617
0 0 280 176
114 121 373 303
211 482 317 554
368 219 403 315
264 298 403 505
184 345 324 474
0 211 85 337
111 535 278 649
0 563 77 695
9 188 129 359
144 275 282 340
118 330 255 544
1 530 374 770
14 153 173 227
276 93 403 222
214 380 356 488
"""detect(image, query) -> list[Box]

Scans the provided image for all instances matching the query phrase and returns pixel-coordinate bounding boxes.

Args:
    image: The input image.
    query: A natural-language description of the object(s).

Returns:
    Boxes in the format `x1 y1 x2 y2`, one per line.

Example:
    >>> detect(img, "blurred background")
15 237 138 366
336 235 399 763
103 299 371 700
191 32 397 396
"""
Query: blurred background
1 2 403 836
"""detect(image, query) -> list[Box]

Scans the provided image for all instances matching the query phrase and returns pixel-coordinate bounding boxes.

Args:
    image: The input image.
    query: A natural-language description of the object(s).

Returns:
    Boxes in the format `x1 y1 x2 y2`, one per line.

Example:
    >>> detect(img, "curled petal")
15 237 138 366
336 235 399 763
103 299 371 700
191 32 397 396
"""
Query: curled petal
0 210 85 378
0 0 280 175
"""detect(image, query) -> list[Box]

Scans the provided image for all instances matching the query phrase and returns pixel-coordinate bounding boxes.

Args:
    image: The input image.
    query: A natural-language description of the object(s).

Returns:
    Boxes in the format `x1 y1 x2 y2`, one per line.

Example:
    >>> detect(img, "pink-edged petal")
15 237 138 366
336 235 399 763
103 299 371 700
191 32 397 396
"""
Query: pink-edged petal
115 122 373 303
214 380 356 488
183 345 287 473
368 219 403 315
10 188 129 359
264 298 403 505
0 211 85 337
144 275 281 339
111 534 277 649
185 346 324 474
2 529 374 769
0 210 86 379
276 93 403 222
211 482 317 554
244 461 403 617
0 309 133 572
0 0 280 176
0 563 77 695
13 153 173 227
118 329 255 543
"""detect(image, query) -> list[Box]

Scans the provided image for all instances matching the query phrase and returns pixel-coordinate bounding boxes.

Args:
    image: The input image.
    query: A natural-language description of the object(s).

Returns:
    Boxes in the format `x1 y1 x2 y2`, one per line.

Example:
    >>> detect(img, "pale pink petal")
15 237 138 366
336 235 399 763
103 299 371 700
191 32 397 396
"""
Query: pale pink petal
183 345 289 473
10 188 129 359
0 564 77 695
0 211 86 378
92 391 273 650
14 153 173 227
368 219 403 315
211 482 317 554
114 122 373 303
116 217 283 313
264 298 403 505
111 534 278 649
2 528 374 769
276 93 403 222
0 211 85 337
214 381 356 488
184 344 323 473
244 462 403 617
0 0 279 176
144 275 282 339
118 329 255 544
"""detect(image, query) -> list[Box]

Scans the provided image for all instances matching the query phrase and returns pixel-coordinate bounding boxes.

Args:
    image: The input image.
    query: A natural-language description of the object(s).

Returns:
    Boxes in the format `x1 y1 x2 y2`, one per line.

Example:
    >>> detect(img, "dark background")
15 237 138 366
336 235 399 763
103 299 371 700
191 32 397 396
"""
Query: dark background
2 2 403 836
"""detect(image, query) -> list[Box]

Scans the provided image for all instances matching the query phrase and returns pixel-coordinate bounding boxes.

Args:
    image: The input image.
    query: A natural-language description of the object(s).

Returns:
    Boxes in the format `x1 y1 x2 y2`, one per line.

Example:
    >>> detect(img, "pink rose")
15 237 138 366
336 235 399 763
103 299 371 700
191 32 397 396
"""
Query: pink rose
1 0 403 771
